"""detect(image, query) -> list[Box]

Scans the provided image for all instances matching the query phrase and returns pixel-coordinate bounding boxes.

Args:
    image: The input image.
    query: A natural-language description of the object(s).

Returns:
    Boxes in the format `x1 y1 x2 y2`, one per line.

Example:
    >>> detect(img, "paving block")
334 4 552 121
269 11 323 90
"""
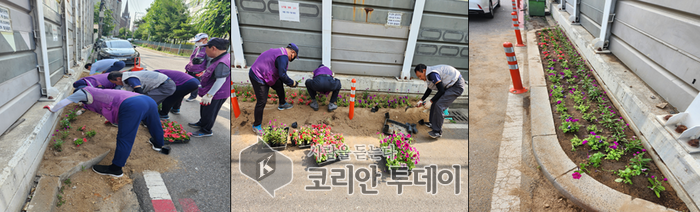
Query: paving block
527 30 547 88
532 135 577 182
26 176 59 212
530 87 557 136
619 198 676 212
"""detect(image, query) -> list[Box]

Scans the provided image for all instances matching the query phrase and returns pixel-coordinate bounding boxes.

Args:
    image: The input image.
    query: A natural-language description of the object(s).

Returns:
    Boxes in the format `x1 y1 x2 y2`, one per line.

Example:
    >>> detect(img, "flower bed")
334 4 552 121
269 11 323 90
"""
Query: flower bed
379 132 419 173
537 27 687 210
161 120 192 143
233 84 421 108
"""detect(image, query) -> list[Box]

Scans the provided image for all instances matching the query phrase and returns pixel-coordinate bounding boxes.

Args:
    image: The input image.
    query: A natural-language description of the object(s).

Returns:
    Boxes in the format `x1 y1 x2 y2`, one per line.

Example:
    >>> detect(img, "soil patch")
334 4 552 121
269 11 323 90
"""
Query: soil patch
537 28 687 211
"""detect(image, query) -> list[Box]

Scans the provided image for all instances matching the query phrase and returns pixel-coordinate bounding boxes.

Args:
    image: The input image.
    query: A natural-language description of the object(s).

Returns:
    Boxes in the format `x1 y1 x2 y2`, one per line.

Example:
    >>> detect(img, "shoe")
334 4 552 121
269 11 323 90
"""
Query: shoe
160 115 170 120
253 125 263 135
192 130 213 137
188 122 201 129
309 99 319 111
92 165 123 177
428 131 442 139
148 138 171 154
185 97 196 102
171 109 180 115
424 122 432 128
328 103 338 112
278 102 293 110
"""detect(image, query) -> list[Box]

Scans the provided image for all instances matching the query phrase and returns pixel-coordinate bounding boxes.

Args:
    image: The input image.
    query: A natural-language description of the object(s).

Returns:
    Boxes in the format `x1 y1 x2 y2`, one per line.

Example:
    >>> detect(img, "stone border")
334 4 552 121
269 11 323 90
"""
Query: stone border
527 29 683 211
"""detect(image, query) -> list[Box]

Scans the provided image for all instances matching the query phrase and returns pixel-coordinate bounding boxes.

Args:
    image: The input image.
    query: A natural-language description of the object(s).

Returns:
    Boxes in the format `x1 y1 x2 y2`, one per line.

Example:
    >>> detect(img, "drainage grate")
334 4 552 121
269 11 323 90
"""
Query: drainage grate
446 110 468 123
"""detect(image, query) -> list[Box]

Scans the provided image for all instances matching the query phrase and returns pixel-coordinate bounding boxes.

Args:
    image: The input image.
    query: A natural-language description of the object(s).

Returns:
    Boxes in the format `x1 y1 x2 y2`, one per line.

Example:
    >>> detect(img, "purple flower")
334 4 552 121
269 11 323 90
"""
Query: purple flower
557 100 561 104
582 140 588 145
610 145 617 149
596 136 600 139
642 149 646 152
572 172 581 179
651 175 655 179
663 178 667 181
591 132 596 135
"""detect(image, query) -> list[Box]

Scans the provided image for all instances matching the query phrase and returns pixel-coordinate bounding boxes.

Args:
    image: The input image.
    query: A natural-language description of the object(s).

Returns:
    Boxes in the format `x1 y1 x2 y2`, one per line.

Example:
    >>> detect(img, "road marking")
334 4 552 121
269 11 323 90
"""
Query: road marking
490 92 524 211
178 198 201 212
144 170 179 212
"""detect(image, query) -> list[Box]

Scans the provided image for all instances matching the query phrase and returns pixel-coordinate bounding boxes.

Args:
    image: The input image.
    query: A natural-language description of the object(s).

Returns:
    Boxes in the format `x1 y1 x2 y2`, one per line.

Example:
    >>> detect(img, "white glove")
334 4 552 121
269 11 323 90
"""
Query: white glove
76 109 85 116
43 105 55 113
423 100 432 109
416 100 425 107
201 94 213 106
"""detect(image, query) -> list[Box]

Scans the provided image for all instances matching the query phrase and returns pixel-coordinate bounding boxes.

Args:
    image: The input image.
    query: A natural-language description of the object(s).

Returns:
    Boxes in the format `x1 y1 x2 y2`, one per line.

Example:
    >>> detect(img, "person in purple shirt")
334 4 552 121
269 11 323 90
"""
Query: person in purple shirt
248 43 300 134
154 69 200 120
43 87 171 177
186 38 231 137
184 33 209 102
305 64 341 112
72 73 117 93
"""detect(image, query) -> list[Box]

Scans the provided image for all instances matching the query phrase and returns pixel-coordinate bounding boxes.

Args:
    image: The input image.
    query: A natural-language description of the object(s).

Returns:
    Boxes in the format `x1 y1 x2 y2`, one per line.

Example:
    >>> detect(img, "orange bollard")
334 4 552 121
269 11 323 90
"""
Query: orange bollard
131 57 144 71
231 80 241 118
512 12 525 47
504 42 528 94
349 79 356 120
512 0 517 12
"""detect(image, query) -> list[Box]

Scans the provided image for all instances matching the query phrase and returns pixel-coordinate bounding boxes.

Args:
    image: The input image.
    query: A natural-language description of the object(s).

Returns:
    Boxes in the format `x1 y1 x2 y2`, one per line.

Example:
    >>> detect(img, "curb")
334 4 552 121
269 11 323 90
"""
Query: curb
526 29 679 212
26 149 110 212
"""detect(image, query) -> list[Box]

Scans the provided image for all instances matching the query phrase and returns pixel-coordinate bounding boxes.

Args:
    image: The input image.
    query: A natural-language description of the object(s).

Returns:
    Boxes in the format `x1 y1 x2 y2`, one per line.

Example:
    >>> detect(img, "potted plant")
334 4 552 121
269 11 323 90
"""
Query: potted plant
161 120 192 143
262 121 288 151
311 132 350 166
379 132 420 175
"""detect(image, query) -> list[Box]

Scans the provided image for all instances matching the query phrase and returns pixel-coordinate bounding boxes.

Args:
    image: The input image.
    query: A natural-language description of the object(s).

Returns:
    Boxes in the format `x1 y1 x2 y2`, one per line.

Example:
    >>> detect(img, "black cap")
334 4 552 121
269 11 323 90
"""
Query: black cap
202 38 230 50
287 43 299 59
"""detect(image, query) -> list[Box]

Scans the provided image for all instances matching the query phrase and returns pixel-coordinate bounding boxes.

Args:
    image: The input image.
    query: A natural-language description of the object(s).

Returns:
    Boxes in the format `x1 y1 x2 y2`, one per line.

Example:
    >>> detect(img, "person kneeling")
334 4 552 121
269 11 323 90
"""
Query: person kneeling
305 64 341 112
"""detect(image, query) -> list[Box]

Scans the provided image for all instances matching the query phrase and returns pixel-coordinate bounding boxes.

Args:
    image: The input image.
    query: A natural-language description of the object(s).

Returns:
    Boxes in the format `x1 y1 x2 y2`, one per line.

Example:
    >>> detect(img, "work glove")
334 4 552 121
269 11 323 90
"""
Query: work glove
416 100 425 108
43 105 55 113
196 72 204 77
200 94 213 106
423 100 432 109
291 81 298 87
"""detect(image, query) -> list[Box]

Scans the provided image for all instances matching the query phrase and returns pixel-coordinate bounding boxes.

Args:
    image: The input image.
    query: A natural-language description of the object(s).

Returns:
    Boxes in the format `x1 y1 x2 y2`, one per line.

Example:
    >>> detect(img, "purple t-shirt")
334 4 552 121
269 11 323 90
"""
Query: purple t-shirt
155 69 195 86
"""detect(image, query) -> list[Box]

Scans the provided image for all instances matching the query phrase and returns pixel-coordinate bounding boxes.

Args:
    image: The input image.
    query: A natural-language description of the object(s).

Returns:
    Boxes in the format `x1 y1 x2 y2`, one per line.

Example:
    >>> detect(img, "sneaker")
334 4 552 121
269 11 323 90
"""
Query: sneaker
424 122 432 128
428 131 442 139
309 99 319 111
92 165 123 177
160 115 170 120
278 103 293 111
171 109 180 115
188 122 201 129
328 103 338 112
192 130 213 137
253 125 263 135
185 97 196 102
148 138 171 154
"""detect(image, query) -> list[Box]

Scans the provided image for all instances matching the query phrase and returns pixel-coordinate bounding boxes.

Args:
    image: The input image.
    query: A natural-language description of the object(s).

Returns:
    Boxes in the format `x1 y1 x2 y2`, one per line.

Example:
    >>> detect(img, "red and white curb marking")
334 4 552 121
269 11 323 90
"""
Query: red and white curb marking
144 170 200 212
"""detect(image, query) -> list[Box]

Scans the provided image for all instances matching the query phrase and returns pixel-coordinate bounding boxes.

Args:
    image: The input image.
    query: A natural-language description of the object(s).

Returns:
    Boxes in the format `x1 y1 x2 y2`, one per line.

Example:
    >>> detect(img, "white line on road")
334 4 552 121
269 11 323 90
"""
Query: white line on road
490 92 524 211
143 170 172 200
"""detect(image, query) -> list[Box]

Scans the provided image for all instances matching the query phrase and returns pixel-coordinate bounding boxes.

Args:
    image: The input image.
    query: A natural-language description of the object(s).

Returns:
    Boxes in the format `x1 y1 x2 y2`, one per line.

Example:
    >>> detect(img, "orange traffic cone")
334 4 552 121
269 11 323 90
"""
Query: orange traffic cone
132 57 144 71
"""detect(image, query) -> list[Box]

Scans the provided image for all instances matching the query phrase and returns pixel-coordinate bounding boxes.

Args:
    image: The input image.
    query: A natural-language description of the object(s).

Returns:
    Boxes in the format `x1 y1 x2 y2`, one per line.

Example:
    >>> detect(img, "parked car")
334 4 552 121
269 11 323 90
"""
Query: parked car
127 38 133 42
95 39 140 66
469 0 500 18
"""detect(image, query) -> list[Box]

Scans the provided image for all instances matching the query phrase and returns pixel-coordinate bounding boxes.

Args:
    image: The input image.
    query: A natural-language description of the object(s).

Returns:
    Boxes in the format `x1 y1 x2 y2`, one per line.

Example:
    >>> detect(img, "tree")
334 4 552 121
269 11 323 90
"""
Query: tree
142 0 191 42
191 0 230 39
94 4 115 36
172 22 196 44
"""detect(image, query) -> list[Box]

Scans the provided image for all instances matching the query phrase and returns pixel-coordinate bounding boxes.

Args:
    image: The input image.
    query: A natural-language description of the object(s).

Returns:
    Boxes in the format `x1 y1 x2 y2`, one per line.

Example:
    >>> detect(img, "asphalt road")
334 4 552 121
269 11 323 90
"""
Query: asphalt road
468 0 531 211
232 107 468 211
130 46 232 211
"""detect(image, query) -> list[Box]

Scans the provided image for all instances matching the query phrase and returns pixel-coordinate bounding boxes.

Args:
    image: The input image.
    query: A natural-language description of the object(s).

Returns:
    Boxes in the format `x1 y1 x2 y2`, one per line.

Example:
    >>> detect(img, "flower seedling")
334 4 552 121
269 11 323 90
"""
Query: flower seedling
616 166 634 184
261 120 287 146
59 118 71 129
52 139 64 151
78 125 87 131
560 117 580 133
647 176 666 198
161 120 192 143
60 130 70 140
86 129 96 138
589 152 605 168
570 135 583 151
74 138 84 147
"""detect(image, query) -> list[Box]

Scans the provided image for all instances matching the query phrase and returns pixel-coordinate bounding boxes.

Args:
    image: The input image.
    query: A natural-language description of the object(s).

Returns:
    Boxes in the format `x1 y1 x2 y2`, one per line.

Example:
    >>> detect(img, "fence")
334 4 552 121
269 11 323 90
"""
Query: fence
133 40 197 56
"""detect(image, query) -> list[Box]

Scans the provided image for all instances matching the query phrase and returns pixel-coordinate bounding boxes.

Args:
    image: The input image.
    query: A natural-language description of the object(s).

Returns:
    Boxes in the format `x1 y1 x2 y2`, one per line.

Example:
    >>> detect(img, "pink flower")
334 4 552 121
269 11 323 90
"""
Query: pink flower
572 172 581 179
582 140 588 145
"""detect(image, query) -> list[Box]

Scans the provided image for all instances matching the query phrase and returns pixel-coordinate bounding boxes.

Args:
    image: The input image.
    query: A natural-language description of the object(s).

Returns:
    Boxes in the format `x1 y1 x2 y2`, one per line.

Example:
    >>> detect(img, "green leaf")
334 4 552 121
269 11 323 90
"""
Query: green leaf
615 178 623 183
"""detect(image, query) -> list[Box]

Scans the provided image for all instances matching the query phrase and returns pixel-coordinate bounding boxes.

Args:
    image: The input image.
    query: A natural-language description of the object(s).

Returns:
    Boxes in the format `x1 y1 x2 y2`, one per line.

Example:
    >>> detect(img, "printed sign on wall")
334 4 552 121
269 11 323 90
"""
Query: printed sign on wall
0 6 11 32
279 1 300 22
387 12 402 27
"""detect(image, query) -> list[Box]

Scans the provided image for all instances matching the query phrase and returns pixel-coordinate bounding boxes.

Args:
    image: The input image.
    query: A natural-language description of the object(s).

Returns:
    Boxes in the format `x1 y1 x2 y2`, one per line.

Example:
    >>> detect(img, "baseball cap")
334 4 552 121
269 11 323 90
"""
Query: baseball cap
193 33 209 42
202 38 230 50
287 43 299 59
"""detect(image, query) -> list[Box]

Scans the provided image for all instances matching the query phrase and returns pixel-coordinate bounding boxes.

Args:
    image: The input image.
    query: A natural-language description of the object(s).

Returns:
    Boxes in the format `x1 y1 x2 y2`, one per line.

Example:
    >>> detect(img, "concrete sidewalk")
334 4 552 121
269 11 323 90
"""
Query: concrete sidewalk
527 7 700 211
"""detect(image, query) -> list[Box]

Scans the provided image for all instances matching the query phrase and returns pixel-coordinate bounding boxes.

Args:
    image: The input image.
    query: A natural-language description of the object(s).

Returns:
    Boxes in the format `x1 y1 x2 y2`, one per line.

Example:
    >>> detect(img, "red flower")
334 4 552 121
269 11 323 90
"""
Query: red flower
268 94 272 98
83 138 87 142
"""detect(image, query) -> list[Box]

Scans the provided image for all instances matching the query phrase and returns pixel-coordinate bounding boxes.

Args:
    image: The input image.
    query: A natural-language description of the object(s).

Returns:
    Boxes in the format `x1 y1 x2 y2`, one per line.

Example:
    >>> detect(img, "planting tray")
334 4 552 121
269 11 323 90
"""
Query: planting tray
380 156 412 176
166 138 190 144
263 127 289 151
382 112 418 135
315 151 349 167
291 138 312 149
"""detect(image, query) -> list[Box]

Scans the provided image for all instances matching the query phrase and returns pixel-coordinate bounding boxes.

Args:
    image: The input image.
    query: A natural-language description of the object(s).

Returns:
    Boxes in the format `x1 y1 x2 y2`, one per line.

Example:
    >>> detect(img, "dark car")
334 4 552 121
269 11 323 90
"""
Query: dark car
96 39 140 66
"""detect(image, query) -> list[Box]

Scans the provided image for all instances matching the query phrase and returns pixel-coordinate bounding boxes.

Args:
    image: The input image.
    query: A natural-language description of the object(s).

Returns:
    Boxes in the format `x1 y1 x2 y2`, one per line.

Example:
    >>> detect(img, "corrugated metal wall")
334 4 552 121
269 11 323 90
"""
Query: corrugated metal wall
0 0 93 135
235 0 468 79
579 0 604 38
606 0 700 111
413 0 468 80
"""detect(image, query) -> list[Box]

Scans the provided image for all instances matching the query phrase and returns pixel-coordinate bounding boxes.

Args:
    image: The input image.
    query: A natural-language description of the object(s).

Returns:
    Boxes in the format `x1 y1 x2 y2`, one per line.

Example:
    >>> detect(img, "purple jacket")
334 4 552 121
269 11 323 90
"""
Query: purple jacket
155 69 195 86
199 52 231 100
250 47 288 86
313 65 333 77
185 46 207 73
82 86 139 124
82 73 116 89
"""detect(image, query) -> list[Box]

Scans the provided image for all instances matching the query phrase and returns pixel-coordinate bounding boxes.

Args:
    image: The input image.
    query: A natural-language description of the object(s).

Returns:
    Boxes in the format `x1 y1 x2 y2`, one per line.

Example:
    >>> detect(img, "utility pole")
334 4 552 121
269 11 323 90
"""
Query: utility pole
97 0 106 39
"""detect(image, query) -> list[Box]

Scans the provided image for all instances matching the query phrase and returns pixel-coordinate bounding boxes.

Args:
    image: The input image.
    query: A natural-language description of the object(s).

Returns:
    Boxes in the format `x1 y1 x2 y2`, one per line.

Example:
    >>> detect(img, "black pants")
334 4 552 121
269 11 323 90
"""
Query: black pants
250 74 287 126
186 71 201 99
196 98 227 134
159 78 199 116
305 75 341 103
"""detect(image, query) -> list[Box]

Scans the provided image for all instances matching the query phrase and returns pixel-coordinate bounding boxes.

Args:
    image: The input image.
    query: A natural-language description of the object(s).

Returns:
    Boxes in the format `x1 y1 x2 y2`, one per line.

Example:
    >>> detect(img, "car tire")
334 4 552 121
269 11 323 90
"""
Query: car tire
496 0 501 8
487 0 495 18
